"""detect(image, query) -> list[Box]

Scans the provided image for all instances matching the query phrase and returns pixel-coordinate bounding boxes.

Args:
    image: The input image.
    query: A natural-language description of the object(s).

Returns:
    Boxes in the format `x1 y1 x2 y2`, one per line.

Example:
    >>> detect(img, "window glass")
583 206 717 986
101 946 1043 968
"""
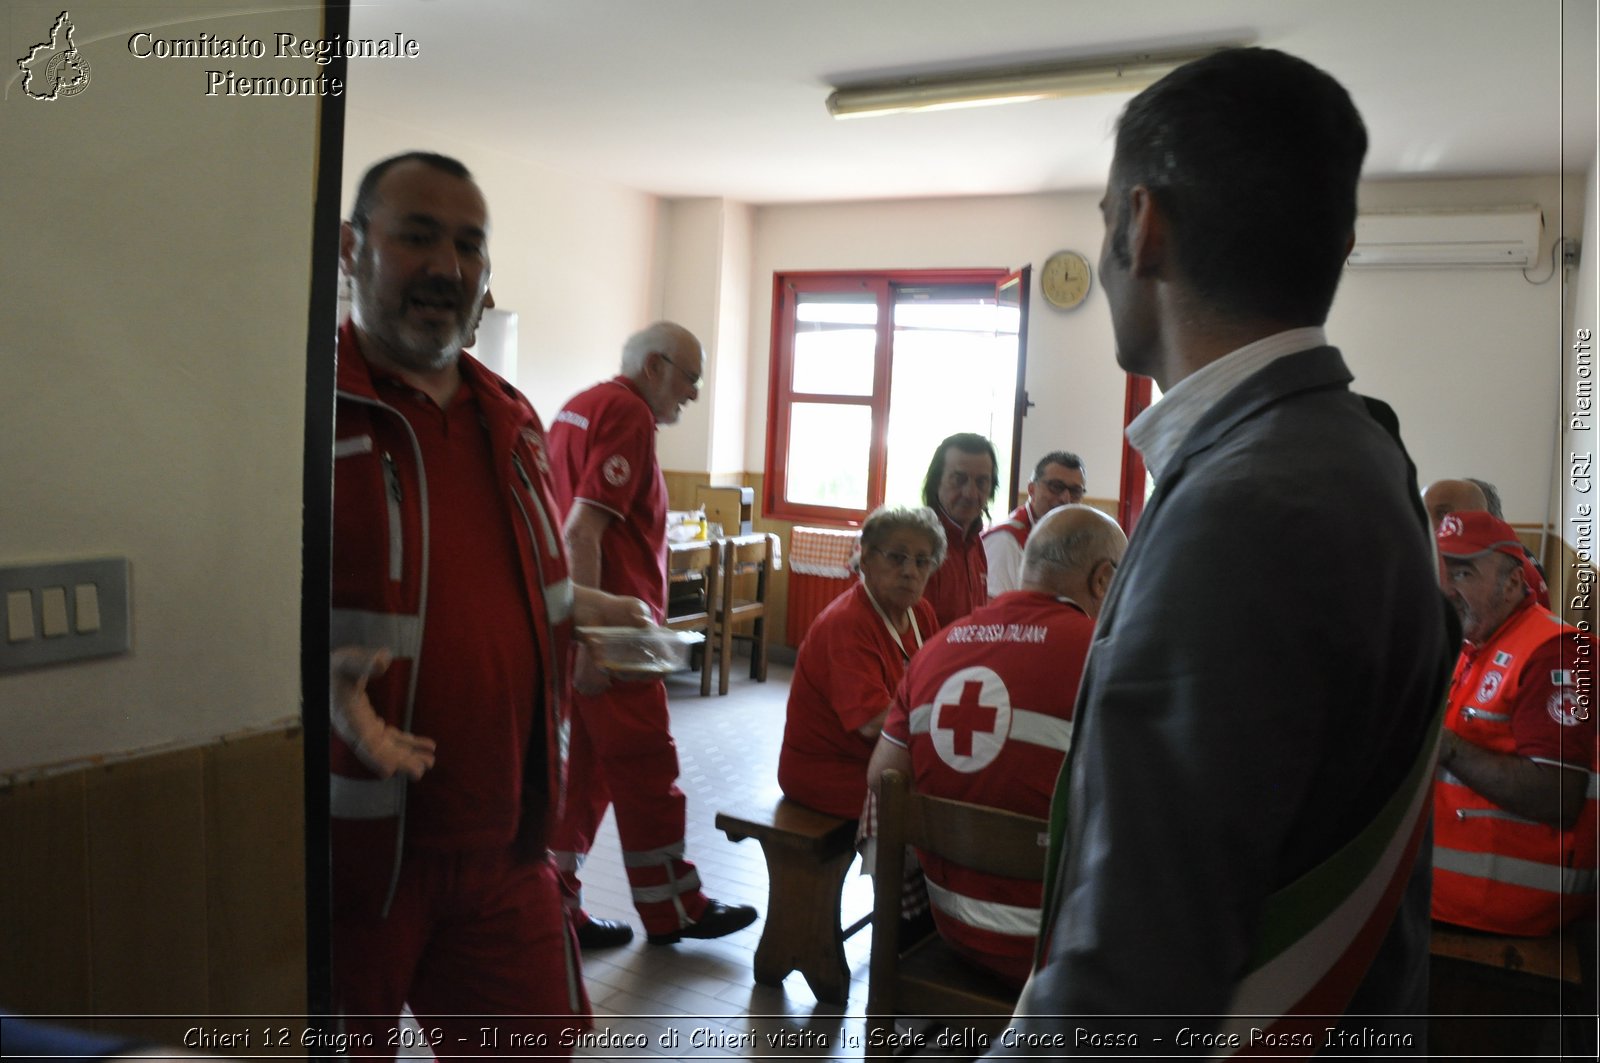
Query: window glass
883 296 1014 510
793 295 877 396
765 270 1018 524
784 402 871 509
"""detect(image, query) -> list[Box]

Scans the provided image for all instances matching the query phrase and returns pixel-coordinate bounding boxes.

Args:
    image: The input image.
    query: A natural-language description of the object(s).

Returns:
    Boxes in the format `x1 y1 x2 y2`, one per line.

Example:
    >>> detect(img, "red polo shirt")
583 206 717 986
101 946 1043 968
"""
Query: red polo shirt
779 581 937 818
547 376 669 616
367 367 541 851
922 508 988 629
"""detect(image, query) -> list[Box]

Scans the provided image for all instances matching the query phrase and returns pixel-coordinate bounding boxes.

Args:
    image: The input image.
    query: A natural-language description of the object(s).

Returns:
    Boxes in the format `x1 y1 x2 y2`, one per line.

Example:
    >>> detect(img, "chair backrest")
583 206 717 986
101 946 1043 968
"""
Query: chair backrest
669 539 717 579
665 540 719 630
721 534 772 615
727 535 771 576
867 769 1049 1031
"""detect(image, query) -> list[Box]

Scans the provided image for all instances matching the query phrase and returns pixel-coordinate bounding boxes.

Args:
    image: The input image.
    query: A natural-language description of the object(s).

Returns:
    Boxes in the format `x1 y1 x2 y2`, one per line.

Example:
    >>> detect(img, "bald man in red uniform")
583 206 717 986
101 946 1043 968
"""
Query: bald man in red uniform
547 322 756 949
870 505 1125 985
329 151 650 1055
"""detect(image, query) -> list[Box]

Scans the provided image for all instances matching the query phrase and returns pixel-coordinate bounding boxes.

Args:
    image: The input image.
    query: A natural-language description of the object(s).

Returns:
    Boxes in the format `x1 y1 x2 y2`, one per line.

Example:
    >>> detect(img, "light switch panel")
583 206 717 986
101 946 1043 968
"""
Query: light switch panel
75 583 101 633
0 559 129 671
6 590 33 643
40 587 69 637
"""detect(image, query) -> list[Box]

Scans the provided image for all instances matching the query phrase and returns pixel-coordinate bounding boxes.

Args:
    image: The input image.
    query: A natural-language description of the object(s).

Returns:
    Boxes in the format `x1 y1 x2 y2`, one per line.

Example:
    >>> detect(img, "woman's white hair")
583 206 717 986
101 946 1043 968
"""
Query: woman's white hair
859 505 946 568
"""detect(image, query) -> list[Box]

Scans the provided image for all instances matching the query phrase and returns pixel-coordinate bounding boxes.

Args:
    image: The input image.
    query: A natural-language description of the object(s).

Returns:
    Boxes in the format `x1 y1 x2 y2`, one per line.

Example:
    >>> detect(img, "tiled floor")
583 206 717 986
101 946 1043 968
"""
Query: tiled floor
570 660 885 1061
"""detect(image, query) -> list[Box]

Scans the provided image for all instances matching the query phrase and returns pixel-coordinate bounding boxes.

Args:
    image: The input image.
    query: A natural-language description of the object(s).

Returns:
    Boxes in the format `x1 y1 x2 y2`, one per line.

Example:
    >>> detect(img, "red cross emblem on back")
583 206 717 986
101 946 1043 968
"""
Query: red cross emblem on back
938 679 999 756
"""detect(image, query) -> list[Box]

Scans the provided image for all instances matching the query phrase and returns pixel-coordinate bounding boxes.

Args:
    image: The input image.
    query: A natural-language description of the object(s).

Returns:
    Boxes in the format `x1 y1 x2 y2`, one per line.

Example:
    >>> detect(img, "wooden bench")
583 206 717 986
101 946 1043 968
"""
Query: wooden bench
1430 924 1582 984
714 798 869 1004
1429 922 1596 1058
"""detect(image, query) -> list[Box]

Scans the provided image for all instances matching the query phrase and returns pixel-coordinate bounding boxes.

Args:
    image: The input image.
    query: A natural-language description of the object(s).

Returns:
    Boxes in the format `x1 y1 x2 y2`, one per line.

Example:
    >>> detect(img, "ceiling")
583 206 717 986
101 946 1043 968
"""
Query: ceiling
348 0 1597 204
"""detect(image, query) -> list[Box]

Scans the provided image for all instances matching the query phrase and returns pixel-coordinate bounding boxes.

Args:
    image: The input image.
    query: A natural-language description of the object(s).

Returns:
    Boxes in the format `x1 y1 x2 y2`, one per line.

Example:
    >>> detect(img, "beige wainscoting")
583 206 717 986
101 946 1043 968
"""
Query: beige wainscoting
0 726 306 1048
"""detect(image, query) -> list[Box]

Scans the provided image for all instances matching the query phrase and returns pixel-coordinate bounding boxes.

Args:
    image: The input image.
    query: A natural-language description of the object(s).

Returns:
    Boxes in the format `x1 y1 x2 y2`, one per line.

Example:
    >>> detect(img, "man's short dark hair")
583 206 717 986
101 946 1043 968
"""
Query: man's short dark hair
349 151 474 233
1109 47 1367 325
921 432 999 511
1033 451 1084 482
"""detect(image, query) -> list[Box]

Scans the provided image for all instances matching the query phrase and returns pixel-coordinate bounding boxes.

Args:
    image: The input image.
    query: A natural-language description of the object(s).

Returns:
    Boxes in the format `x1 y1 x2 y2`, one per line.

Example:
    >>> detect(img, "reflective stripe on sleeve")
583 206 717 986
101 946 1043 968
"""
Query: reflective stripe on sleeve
545 577 574 625
330 608 422 659
329 774 404 819
333 435 373 458
550 849 586 873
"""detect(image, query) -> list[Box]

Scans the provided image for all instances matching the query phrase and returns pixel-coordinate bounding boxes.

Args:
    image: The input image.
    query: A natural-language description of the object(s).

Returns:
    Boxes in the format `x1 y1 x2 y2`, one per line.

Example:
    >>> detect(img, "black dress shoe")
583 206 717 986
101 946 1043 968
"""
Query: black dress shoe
575 916 634 950
647 900 758 945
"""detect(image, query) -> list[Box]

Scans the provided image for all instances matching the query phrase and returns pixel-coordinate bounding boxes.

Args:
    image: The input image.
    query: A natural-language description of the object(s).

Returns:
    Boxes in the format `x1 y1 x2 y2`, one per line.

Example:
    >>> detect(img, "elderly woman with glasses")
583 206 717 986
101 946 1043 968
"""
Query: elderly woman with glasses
778 505 945 818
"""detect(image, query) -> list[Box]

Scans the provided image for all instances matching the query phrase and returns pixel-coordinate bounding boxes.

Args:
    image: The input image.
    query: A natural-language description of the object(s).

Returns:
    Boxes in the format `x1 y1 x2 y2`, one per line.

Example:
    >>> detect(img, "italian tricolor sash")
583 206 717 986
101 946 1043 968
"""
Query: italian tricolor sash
1034 697 1445 1053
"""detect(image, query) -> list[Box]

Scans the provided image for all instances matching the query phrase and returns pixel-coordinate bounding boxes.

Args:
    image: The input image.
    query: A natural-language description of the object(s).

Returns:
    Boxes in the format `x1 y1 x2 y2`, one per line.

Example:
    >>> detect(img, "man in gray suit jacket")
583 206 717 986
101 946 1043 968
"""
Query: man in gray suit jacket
990 48 1456 1055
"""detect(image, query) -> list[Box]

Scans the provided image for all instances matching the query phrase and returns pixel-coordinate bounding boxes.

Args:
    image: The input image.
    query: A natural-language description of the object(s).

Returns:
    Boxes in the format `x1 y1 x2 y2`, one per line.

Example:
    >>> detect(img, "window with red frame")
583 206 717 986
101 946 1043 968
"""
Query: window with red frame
763 269 1024 526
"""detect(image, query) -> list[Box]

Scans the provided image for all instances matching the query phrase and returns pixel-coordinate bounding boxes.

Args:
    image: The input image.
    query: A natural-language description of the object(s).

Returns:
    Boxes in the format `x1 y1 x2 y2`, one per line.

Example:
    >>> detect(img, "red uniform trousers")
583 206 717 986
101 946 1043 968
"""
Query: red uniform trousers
549 679 709 935
332 848 588 1059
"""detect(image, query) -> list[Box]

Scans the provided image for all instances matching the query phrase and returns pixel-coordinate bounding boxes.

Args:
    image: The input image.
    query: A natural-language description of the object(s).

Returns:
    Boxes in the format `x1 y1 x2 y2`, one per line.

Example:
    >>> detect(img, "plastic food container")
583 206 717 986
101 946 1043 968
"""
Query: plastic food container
577 626 703 678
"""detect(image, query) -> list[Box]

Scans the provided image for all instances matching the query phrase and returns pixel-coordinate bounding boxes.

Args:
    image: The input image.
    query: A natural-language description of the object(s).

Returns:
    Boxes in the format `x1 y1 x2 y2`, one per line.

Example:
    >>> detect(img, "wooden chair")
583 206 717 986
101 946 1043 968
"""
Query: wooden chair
709 534 772 695
664 539 718 696
867 769 1049 1054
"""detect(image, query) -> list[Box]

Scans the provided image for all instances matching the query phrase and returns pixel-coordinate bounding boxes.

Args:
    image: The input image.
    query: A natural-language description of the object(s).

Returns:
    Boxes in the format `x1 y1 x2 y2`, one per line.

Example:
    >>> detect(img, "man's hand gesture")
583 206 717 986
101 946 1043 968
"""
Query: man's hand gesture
330 646 437 780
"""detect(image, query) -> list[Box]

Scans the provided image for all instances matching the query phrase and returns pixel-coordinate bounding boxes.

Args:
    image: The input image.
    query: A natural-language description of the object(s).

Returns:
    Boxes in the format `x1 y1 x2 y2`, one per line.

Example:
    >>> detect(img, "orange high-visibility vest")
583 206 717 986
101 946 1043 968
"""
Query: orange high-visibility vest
1433 601 1598 937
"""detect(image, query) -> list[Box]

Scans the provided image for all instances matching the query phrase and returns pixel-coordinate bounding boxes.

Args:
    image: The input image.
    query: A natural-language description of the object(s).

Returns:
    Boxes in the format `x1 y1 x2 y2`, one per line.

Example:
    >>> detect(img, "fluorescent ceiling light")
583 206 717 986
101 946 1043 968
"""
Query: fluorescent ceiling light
826 49 1230 119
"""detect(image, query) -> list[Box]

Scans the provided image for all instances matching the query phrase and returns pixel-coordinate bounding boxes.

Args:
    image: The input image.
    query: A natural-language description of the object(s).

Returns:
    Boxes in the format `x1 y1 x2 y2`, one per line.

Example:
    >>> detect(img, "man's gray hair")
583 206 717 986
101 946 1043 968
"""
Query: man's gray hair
860 505 946 569
1467 478 1505 520
1022 508 1122 580
622 321 698 376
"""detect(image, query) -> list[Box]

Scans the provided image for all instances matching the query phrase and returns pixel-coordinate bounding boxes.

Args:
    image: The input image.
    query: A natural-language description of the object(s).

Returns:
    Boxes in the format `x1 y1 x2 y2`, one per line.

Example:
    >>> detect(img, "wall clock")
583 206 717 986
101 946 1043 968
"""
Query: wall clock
1041 250 1093 310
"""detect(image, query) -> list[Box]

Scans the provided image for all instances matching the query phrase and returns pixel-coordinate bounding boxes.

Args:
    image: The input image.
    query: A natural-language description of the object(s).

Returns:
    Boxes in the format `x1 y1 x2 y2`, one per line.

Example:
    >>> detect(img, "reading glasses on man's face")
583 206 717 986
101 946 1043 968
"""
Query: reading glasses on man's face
1041 478 1087 501
656 352 701 388
873 547 937 573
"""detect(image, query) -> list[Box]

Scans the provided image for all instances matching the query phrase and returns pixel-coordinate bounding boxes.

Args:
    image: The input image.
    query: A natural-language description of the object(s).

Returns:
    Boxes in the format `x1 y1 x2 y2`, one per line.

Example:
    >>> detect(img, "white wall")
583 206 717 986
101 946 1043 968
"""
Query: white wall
745 177 1579 523
0 1 321 771
342 112 659 422
1338 176 1577 526
653 199 722 471
712 202 754 480
653 198 754 476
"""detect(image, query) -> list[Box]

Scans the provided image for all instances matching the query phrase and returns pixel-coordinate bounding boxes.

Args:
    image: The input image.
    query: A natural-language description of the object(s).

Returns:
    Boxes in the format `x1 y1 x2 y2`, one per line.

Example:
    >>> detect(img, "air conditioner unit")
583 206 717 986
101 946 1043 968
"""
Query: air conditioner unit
1347 206 1543 269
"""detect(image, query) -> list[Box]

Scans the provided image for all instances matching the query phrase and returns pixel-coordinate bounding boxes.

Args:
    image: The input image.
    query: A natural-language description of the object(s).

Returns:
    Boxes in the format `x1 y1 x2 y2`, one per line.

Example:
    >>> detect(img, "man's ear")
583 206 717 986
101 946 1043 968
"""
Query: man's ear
1091 557 1117 604
339 220 357 275
1125 185 1168 279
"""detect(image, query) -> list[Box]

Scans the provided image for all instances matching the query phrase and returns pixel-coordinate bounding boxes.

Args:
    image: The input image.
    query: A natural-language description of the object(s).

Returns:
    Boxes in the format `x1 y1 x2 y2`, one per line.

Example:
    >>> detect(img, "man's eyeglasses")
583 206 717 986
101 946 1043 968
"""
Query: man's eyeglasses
655 352 701 388
1040 479 1087 502
873 547 937 573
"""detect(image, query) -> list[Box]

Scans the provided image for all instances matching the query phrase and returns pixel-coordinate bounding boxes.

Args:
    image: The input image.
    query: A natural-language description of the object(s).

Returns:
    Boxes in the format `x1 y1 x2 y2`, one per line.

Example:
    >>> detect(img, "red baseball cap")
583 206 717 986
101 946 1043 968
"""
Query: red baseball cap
1437 510 1550 605
1436 510 1525 560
